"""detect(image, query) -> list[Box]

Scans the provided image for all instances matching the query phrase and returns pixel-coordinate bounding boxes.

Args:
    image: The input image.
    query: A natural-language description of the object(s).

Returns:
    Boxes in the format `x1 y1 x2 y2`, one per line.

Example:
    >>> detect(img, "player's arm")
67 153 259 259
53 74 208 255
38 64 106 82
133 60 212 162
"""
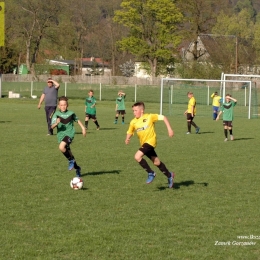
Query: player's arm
229 97 237 103
77 120 86 137
216 111 222 121
51 117 60 129
191 105 194 117
115 103 118 111
211 93 215 98
125 133 132 144
37 93 45 109
159 115 174 137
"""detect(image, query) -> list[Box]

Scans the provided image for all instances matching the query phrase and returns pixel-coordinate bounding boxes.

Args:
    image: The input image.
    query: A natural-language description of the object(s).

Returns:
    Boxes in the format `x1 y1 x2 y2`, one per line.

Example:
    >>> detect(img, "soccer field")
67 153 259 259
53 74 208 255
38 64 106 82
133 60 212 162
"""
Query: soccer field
0 98 259 259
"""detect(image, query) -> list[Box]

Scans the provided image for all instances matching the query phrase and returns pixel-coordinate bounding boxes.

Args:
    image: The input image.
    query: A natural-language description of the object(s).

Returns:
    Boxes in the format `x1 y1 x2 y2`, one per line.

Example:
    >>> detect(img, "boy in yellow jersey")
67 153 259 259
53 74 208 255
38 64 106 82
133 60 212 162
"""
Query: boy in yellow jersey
211 91 222 120
125 102 175 188
184 92 200 134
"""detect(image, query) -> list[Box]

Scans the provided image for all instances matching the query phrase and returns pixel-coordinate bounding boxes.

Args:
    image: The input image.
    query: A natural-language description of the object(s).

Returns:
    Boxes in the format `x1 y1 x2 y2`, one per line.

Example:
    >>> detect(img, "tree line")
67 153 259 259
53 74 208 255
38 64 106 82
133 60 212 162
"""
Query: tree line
0 0 260 79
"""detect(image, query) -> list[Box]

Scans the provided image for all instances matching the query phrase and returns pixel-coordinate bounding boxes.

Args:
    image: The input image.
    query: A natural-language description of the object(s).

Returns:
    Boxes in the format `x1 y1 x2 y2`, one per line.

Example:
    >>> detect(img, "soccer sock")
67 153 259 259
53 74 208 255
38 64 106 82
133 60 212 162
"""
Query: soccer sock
191 121 198 128
187 122 191 132
74 161 80 169
62 150 73 161
229 129 233 135
94 120 100 127
85 121 88 128
122 116 124 123
157 162 171 178
213 112 217 120
224 129 228 138
139 158 153 173
115 116 118 121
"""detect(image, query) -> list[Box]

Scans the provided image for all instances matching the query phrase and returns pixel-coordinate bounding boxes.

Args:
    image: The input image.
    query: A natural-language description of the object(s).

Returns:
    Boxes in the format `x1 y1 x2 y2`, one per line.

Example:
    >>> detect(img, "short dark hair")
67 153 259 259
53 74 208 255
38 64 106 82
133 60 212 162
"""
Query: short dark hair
132 101 145 109
58 96 68 102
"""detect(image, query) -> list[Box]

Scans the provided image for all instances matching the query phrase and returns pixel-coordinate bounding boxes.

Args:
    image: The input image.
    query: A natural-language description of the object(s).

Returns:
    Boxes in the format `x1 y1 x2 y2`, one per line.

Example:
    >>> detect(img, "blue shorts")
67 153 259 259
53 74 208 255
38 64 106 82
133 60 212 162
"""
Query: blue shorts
213 106 219 112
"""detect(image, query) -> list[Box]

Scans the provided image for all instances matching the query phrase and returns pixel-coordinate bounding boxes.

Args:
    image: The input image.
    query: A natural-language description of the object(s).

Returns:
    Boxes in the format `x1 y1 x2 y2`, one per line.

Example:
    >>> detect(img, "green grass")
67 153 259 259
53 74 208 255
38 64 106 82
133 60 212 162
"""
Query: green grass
0 97 260 259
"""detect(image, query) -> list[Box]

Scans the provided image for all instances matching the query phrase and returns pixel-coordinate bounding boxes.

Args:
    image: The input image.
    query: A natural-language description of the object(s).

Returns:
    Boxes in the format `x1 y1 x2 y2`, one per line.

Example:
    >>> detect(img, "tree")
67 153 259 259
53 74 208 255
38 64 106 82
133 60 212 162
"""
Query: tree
119 60 135 77
7 0 63 77
114 0 183 78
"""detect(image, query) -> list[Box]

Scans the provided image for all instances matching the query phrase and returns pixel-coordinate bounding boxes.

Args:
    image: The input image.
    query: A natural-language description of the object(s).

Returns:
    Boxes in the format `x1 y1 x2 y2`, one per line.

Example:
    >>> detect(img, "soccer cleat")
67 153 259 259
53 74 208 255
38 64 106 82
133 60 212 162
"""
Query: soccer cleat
230 135 234 141
146 172 156 184
196 127 200 134
114 121 117 124
186 132 191 134
168 172 175 188
96 127 100 130
76 167 81 177
224 138 228 142
68 160 75 171
122 122 124 124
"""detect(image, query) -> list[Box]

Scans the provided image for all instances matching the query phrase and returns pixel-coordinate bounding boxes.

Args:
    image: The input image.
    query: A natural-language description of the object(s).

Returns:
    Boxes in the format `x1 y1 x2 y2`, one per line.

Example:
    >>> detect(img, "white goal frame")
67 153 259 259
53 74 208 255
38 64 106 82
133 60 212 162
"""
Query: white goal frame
160 78 252 118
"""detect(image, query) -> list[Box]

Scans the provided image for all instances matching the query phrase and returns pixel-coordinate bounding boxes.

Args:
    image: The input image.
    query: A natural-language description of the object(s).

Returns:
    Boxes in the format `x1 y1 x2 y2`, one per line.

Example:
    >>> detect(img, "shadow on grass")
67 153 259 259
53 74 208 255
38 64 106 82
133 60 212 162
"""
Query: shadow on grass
82 170 121 176
233 137 254 141
0 121 12 123
197 131 214 134
157 180 208 190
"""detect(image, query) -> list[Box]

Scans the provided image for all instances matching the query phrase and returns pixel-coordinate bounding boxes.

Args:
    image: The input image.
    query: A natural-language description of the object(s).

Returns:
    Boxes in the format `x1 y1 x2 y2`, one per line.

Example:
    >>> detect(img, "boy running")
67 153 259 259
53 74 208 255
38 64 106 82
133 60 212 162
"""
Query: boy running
125 102 175 188
51 96 86 177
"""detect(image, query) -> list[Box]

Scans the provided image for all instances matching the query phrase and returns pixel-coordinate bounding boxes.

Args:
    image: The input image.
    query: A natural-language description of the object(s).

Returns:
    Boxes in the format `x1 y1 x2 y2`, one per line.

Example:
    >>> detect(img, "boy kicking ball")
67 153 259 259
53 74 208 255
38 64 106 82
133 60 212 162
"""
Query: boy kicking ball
125 102 175 188
51 96 86 177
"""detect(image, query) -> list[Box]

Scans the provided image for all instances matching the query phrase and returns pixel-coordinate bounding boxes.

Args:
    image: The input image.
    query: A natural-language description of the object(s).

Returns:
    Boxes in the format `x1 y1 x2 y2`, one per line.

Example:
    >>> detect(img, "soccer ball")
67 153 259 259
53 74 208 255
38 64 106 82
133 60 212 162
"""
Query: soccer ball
70 177 84 190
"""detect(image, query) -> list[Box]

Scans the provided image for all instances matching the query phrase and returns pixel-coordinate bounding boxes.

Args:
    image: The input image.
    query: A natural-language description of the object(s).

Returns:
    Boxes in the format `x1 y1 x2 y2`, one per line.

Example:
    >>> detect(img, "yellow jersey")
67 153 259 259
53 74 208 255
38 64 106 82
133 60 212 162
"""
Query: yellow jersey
187 97 196 115
127 113 163 147
211 93 221 107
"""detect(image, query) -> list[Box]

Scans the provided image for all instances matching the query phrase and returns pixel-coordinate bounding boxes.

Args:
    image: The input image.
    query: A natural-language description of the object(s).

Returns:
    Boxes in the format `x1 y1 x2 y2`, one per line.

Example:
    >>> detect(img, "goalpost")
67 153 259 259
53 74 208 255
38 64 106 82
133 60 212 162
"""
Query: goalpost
222 73 259 118
160 78 253 119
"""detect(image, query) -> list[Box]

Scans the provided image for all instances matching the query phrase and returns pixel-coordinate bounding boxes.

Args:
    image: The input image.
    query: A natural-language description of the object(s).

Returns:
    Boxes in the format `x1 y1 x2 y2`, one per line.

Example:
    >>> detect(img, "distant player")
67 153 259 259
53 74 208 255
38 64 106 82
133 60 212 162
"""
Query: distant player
125 102 175 188
114 90 126 124
184 92 200 134
216 94 237 141
211 91 222 120
84 90 100 130
51 96 86 177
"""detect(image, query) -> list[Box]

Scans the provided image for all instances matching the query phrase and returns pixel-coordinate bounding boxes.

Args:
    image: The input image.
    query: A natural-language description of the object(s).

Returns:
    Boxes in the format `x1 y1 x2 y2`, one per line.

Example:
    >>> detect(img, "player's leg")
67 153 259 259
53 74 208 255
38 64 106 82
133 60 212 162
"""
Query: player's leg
135 145 155 184
190 116 200 133
45 106 55 135
223 122 228 141
114 111 119 124
186 113 192 134
85 113 89 130
59 137 80 172
92 115 100 130
213 106 218 120
228 122 234 140
150 155 175 188
121 110 125 124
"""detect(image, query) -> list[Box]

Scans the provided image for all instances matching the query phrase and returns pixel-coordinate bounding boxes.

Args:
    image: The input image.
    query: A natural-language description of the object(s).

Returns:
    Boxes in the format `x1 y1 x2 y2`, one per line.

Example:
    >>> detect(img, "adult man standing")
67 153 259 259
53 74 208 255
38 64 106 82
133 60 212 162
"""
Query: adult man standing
38 78 60 135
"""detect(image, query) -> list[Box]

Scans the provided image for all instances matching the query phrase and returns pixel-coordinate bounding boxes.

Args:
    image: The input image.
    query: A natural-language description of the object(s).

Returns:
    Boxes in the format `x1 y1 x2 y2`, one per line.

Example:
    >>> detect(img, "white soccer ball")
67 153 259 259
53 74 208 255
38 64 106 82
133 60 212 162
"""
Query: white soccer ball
70 177 84 190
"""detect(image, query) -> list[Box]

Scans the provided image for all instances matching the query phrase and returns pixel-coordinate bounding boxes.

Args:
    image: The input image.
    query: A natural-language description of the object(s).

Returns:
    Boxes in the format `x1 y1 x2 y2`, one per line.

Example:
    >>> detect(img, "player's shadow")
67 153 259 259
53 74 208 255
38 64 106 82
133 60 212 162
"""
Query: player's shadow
157 180 208 190
198 131 214 134
0 121 11 123
81 170 121 176
232 137 254 141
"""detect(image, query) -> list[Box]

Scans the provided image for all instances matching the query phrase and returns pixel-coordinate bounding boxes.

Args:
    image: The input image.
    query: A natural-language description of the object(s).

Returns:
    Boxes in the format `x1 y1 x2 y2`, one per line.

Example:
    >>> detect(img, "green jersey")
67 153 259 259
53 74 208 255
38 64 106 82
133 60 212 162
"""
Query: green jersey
116 95 126 110
220 100 237 121
85 96 97 115
51 110 79 143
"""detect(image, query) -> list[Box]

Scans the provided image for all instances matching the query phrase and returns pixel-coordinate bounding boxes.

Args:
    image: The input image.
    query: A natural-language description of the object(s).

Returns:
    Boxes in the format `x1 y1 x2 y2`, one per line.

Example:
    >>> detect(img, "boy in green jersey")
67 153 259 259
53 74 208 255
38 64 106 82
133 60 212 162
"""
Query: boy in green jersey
51 96 86 177
216 94 237 141
114 90 126 124
85 90 100 130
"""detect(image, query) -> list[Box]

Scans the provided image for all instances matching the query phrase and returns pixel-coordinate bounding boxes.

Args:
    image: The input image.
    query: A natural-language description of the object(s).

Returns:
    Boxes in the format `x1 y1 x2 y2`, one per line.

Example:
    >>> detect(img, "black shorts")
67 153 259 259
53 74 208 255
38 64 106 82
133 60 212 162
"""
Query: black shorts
85 113 97 120
62 136 73 147
186 113 194 121
223 121 233 127
139 143 157 159
116 110 126 115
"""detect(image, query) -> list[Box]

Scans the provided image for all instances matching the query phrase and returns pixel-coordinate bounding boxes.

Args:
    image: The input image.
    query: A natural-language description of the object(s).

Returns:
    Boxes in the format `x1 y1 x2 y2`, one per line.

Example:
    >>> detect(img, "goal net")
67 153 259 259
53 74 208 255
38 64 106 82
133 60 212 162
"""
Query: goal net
160 78 256 119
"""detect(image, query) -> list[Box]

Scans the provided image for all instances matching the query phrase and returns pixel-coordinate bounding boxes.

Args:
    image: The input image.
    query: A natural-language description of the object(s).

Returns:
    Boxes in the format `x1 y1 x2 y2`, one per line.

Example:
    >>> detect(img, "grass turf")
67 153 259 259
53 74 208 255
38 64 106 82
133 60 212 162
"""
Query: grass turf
0 98 259 259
